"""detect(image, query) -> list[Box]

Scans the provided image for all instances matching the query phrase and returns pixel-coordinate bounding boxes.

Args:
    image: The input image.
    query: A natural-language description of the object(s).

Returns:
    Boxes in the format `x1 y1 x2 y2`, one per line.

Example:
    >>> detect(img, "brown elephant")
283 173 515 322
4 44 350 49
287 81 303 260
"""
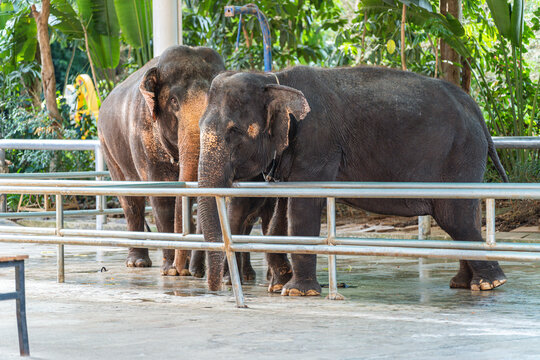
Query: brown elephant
98 45 225 275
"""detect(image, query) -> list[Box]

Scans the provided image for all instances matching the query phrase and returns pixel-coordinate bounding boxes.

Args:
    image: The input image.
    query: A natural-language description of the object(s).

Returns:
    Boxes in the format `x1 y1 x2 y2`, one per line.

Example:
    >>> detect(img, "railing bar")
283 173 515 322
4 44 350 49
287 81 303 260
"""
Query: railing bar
0 207 152 219
2 225 540 252
486 198 496 246
56 194 64 283
3 185 540 199
215 196 246 308
326 197 341 300
182 196 191 235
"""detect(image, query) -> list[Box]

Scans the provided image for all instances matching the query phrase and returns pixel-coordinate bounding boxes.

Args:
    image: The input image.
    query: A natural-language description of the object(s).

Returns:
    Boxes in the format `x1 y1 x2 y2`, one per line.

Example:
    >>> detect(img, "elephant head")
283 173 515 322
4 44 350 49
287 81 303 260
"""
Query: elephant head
197 72 310 290
139 46 225 182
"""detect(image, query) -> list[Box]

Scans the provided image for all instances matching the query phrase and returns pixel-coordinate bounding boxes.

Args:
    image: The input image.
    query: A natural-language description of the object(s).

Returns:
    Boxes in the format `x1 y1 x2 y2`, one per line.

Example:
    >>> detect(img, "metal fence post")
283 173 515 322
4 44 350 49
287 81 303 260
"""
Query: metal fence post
56 194 65 283
486 198 496 246
326 197 344 300
0 149 7 213
95 144 106 230
418 215 431 240
215 196 246 308
15 260 30 356
182 196 191 235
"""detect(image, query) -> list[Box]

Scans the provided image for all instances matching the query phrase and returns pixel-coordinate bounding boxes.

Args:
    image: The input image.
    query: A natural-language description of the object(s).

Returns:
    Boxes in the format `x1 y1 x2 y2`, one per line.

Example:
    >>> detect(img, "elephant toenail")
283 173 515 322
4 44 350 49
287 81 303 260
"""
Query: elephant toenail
287 289 304 296
180 269 191 276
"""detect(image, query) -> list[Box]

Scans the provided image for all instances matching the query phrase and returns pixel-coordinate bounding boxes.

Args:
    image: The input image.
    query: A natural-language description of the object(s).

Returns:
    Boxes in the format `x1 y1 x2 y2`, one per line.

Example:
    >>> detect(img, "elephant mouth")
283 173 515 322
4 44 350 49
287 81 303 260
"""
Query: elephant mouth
161 136 179 163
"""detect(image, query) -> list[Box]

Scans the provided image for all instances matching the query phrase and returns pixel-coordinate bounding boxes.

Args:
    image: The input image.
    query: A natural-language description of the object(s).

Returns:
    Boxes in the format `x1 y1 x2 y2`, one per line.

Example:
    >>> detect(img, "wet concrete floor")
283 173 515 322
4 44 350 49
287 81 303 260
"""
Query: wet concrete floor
1 232 540 359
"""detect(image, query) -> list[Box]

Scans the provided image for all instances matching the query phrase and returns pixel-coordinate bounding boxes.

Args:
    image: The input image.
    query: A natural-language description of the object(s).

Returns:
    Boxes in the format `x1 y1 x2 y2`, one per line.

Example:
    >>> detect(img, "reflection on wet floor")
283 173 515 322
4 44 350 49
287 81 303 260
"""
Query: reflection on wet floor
2 242 539 312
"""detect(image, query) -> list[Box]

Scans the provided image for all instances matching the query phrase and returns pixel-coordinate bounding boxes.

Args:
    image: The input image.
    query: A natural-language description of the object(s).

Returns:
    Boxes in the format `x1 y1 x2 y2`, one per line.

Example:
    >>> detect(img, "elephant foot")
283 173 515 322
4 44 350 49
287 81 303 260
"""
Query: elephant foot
160 259 180 276
267 265 293 293
189 251 205 278
450 260 507 291
242 264 256 282
126 248 152 268
281 278 321 297
189 263 205 278
468 260 507 291
450 260 472 289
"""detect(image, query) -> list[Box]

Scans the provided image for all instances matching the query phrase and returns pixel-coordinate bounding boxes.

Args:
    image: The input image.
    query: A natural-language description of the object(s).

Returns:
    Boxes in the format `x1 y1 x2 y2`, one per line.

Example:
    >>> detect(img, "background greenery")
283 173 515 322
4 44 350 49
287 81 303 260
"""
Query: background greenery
0 0 539 210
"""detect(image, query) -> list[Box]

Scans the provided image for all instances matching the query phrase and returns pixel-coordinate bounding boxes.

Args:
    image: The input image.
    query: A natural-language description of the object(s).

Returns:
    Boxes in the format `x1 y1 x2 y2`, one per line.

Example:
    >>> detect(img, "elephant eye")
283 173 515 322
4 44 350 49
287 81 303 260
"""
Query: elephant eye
170 97 179 110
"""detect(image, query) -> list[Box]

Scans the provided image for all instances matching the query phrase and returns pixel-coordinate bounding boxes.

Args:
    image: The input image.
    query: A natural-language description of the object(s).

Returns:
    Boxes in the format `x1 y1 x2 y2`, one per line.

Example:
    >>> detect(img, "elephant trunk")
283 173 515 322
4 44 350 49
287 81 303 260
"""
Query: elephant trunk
197 128 231 291
173 113 202 274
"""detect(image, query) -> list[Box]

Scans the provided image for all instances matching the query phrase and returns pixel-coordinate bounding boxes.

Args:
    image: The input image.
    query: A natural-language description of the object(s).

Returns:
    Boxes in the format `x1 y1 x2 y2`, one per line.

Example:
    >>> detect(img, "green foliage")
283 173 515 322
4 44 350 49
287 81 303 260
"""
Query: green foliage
113 0 153 65
75 0 121 69
183 0 346 70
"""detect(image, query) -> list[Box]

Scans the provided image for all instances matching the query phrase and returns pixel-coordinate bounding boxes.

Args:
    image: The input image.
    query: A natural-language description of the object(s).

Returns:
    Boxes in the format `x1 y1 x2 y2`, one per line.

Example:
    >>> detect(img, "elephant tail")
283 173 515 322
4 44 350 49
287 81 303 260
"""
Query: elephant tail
487 136 509 183
469 94 509 183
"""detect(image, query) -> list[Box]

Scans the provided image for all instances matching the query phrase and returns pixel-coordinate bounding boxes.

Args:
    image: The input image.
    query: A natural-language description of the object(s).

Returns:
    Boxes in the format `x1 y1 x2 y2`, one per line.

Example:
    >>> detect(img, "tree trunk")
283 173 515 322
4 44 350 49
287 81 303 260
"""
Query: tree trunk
31 0 63 125
439 0 461 86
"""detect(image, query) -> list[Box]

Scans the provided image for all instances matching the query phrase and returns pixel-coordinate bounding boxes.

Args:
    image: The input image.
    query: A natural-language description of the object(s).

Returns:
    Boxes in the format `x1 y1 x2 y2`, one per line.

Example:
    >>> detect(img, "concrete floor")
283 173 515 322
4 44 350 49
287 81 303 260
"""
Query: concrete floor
1 230 540 359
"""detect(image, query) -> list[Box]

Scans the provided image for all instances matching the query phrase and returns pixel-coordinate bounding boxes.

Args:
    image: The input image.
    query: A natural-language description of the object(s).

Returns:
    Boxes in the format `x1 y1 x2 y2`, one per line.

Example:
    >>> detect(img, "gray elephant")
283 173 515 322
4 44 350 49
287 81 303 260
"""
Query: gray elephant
197 66 509 295
98 45 225 275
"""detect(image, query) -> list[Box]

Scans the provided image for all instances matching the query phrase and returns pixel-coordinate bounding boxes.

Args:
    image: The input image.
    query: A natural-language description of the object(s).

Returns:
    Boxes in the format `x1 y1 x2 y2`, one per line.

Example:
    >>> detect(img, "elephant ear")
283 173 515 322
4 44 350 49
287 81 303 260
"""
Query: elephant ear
265 84 310 154
139 67 159 119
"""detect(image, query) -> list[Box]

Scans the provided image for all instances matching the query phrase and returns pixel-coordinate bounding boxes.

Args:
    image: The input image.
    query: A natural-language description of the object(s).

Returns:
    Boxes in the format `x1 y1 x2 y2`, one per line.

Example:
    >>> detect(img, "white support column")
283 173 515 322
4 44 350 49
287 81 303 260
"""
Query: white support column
153 0 182 57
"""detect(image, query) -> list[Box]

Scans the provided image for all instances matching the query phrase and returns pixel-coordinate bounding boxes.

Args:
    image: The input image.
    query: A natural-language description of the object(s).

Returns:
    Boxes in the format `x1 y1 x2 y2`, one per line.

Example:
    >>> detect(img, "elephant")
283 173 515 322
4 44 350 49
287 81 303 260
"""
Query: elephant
197 65 509 296
98 45 285 283
98 45 225 275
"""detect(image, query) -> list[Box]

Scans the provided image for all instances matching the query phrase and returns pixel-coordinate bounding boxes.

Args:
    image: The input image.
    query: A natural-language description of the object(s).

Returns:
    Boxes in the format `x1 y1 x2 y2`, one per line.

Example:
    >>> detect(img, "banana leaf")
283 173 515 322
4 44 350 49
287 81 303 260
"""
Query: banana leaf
113 0 152 50
76 0 120 69
0 2 14 30
510 0 523 46
486 0 511 39
49 0 83 38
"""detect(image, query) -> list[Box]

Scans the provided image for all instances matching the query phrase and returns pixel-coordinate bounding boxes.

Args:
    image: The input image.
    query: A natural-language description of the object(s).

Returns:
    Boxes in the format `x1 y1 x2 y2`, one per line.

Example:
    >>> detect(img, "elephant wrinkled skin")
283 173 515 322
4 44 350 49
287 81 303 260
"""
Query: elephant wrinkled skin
197 66 509 295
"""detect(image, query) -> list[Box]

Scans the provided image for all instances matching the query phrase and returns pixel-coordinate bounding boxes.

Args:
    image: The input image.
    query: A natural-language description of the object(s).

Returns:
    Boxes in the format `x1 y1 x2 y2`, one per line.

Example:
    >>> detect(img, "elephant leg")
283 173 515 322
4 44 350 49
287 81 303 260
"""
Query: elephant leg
432 199 507 290
190 250 206 278
149 196 181 276
241 253 256 281
222 197 266 284
172 196 192 276
118 195 151 268
281 198 323 297
103 145 151 268
264 198 292 293
188 218 205 278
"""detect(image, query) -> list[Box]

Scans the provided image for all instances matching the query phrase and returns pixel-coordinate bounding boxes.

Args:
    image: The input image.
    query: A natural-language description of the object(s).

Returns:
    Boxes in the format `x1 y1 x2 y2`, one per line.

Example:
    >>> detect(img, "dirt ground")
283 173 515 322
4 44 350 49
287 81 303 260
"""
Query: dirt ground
329 200 540 235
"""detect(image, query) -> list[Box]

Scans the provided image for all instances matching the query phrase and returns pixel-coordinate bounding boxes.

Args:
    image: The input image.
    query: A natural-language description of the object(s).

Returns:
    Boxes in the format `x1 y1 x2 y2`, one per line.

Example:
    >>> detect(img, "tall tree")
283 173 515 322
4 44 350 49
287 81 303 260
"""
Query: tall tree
439 0 461 87
31 0 63 124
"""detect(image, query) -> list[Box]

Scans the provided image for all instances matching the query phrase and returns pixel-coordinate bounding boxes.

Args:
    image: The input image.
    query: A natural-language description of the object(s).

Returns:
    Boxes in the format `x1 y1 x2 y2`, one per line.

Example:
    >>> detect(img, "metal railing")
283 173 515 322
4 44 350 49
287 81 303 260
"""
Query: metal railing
1 179 540 307
2 136 539 236
0 140 106 229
